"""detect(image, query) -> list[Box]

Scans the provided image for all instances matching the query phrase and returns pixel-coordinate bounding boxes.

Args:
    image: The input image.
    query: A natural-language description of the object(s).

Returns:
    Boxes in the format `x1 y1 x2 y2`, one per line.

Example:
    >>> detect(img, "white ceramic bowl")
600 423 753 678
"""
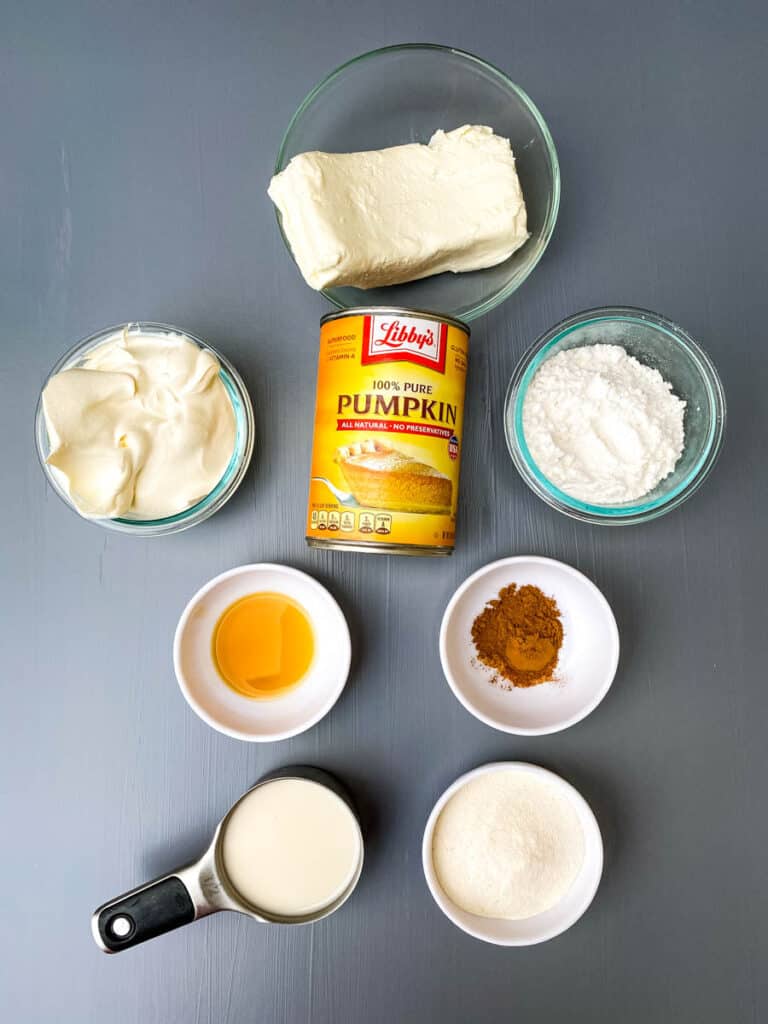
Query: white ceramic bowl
439 556 619 735
422 762 603 946
174 564 351 742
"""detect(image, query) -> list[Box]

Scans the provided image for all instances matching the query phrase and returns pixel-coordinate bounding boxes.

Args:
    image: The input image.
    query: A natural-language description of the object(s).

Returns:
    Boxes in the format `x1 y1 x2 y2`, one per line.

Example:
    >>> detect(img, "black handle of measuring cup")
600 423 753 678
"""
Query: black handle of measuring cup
93 875 196 953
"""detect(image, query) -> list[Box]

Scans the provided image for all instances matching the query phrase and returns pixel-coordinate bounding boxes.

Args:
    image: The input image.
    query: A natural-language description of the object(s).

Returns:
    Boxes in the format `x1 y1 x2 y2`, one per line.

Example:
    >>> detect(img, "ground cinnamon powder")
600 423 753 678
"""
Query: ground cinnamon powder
471 584 564 688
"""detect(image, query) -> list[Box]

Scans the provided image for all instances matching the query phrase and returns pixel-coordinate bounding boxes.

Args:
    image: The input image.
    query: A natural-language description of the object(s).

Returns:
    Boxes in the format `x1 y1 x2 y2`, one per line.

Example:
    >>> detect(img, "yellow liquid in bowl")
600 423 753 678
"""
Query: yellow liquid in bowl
212 592 314 699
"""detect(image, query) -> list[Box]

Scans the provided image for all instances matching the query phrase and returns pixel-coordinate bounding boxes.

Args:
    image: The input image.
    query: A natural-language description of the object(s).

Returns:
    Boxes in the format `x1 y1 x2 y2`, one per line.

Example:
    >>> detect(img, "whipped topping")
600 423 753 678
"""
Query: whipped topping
268 125 529 290
42 328 237 518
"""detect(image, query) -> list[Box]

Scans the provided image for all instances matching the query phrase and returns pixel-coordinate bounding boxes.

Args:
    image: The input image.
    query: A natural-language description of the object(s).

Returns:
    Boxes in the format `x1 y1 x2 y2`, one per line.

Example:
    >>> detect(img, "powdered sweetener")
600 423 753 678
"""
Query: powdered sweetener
522 344 685 504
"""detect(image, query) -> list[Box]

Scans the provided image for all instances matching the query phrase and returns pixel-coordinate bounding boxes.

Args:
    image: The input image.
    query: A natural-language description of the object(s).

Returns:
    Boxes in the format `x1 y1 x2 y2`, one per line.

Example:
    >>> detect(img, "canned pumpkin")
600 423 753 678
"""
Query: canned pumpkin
306 308 469 556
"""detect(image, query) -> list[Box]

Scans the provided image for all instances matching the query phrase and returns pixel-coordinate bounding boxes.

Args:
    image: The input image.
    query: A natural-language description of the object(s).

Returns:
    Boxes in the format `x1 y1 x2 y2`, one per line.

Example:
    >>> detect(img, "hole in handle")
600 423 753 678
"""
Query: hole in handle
108 914 135 940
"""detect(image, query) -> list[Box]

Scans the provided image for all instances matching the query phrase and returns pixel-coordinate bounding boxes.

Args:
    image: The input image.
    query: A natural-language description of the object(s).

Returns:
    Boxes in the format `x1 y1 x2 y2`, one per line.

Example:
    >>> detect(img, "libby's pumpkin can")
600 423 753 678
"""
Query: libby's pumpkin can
306 307 470 556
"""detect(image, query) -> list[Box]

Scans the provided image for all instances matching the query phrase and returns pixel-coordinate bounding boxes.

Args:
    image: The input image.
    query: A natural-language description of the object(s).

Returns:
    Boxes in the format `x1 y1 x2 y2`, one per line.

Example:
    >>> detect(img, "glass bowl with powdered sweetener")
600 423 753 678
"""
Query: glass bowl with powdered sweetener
504 306 726 526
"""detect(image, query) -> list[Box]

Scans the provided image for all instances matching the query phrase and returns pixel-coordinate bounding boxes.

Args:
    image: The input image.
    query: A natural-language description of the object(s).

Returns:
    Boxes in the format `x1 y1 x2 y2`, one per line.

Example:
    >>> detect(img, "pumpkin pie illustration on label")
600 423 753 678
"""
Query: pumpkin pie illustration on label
334 440 452 515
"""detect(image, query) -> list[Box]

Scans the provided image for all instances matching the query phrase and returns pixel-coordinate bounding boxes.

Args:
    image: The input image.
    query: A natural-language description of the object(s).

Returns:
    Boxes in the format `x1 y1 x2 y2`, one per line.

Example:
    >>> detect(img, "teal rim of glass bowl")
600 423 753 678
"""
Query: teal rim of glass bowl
273 42 561 322
35 323 254 535
506 307 726 522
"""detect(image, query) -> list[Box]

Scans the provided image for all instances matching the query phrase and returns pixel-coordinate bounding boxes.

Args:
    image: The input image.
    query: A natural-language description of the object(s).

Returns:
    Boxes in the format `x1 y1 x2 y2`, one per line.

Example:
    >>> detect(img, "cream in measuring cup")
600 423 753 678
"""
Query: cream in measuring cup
92 767 364 952
222 777 361 917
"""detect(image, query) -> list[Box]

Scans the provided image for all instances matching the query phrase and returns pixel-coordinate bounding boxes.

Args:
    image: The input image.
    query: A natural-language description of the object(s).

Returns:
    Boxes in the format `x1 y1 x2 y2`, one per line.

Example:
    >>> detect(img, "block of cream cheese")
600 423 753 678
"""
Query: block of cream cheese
268 125 529 290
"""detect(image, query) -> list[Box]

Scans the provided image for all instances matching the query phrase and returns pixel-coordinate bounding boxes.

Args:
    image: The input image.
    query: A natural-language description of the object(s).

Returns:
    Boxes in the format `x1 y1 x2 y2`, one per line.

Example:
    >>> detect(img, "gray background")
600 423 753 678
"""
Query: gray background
2 1 766 1021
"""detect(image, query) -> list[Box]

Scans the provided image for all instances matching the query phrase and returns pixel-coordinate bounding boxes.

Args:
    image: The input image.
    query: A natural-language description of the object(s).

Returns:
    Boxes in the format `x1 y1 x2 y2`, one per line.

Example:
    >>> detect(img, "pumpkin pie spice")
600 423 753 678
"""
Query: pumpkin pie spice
471 583 563 688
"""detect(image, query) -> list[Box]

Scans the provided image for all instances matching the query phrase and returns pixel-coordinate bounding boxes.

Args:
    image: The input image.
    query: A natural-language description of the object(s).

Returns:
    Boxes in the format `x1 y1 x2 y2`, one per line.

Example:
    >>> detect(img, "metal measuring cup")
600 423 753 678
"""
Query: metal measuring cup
91 766 364 953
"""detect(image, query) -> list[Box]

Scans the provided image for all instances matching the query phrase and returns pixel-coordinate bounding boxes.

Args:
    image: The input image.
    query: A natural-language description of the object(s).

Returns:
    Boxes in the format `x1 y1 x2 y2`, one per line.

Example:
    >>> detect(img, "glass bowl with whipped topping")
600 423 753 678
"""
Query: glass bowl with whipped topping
504 307 726 525
35 322 254 536
271 44 559 322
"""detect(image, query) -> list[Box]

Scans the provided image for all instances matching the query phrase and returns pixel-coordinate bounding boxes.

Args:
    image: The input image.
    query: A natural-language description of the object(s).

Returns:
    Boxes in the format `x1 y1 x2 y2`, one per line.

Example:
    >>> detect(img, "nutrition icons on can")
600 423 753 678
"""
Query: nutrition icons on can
312 509 389 535
310 510 328 531
359 513 375 534
374 514 392 536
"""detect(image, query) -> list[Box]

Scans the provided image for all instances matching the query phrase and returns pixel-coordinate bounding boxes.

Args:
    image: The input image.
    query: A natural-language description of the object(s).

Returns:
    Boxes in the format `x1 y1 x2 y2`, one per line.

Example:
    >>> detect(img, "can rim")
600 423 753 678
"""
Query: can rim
307 538 453 556
320 306 471 337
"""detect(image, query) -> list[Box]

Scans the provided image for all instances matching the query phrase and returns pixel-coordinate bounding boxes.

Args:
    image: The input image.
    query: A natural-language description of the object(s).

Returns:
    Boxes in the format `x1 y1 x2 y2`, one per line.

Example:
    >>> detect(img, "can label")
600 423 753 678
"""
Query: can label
306 310 469 553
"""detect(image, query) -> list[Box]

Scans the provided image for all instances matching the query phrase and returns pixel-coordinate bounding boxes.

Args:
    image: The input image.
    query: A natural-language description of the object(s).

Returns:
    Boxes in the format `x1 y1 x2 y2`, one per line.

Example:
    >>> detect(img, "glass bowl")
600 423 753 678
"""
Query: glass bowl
504 307 726 525
273 44 559 321
35 322 255 536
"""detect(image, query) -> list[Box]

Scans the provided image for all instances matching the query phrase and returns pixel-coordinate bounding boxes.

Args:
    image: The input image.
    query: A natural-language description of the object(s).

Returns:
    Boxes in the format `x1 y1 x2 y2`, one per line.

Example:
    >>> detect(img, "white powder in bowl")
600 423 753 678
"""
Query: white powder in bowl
432 770 585 920
522 344 686 504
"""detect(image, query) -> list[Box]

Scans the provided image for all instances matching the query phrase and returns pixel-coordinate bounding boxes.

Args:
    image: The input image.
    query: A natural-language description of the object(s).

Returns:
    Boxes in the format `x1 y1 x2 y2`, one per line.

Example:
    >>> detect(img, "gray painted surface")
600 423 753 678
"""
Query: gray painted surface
1 2 766 1022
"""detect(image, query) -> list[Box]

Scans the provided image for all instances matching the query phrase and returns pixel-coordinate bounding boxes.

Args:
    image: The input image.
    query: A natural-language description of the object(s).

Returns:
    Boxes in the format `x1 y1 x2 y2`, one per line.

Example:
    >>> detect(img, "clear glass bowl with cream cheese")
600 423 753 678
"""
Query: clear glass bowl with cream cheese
505 307 726 525
273 44 559 321
35 322 254 536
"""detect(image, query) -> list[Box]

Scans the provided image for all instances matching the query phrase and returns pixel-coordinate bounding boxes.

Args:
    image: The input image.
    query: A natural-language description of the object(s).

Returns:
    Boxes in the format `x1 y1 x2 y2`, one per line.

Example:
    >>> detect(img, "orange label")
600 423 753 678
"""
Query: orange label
306 311 469 553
